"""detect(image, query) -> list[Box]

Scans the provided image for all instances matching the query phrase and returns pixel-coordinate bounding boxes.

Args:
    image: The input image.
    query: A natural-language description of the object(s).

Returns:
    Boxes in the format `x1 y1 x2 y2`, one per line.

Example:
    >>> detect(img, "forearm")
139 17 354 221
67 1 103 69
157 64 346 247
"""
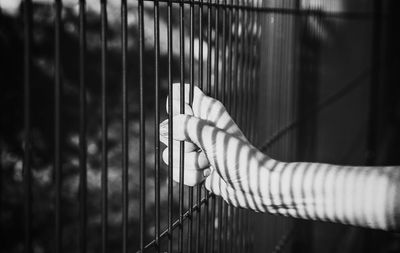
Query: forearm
170 114 400 231
259 160 400 230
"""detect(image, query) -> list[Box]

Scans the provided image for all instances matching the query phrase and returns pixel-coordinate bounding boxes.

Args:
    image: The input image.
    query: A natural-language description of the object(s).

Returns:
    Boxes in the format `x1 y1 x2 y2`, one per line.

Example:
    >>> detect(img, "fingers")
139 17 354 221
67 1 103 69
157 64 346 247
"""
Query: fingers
170 83 204 105
166 83 203 115
162 148 210 170
172 168 209 187
159 138 197 153
167 115 231 168
159 119 198 152
166 83 226 123
167 83 248 143
166 99 194 117
162 147 210 187
166 115 213 145
162 147 210 186
171 165 211 187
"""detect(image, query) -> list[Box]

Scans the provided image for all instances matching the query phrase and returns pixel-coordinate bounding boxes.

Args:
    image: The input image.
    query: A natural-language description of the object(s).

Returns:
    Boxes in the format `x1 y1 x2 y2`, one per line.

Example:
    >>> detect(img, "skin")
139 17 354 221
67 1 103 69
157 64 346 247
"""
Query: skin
160 83 400 231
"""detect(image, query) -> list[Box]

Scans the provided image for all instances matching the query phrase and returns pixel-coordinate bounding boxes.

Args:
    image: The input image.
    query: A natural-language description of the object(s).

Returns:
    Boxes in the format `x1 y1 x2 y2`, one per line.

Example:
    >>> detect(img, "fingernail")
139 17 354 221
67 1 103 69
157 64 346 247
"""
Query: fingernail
160 120 168 137
203 168 211 177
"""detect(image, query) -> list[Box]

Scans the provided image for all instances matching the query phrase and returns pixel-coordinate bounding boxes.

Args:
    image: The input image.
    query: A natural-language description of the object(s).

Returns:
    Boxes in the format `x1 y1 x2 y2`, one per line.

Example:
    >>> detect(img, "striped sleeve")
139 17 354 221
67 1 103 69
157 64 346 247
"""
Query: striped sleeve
259 161 400 231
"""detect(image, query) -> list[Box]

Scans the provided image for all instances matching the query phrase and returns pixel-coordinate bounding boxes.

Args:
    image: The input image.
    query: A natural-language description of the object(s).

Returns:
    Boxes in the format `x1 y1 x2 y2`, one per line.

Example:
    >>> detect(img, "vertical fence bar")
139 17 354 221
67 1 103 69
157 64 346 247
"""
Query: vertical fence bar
204 199 209 253
269 2 277 245
121 0 129 252
243 0 251 139
54 1 62 252
367 0 382 166
248 0 255 143
238 1 244 252
232 0 239 122
187 0 195 251
219 3 227 251
221 0 227 104
23 0 33 252
100 0 108 252
237 0 245 131
242 213 247 252
195 165 202 253
167 0 174 252
231 208 237 253
254 0 261 149
178 0 185 252
153 0 160 252
210 0 220 252
214 0 220 98
249 0 257 144
196 1 204 252
217 199 222 253
223 204 228 253
232 1 239 252
227 2 234 253
243 211 249 251
210 194 216 252
226 0 233 111
229 208 234 253
277 2 284 197
203 0 212 251
241 3 249 250
249 214 254 253
251 3 261 249
274 0 281 243
138 0 145 251
239 210 243 252
206 0 212 94
245 1 255 250
199 1 204 91
237 210 242 253
78 1 87 253
241 1 248 246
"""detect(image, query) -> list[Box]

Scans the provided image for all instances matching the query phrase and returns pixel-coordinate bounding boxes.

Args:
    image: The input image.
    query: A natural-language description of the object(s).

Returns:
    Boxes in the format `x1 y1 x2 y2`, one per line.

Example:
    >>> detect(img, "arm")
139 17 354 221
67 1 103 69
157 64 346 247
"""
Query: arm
258 160 400 231
171 114 400 231
161 83 400 231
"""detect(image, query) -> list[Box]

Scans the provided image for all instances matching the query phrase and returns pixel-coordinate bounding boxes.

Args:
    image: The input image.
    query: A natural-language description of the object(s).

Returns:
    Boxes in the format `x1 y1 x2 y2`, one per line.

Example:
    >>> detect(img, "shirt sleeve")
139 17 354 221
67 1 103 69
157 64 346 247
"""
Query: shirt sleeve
259 162 400 231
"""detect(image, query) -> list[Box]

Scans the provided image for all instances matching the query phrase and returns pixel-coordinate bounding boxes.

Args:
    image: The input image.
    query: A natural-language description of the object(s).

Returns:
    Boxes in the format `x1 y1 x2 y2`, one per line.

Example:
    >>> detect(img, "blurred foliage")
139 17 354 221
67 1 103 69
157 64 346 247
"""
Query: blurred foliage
0 2 205 252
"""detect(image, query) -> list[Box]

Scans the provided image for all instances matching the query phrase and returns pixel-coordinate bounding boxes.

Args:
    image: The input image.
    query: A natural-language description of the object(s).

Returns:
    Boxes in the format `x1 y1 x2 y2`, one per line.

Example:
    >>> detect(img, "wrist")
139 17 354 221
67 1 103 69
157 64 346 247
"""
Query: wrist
256 158 287 213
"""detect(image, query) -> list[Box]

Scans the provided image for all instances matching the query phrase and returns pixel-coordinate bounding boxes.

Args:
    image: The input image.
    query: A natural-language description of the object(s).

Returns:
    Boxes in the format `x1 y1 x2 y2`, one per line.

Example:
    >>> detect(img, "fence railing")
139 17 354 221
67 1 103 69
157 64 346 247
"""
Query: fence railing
0 0 382 253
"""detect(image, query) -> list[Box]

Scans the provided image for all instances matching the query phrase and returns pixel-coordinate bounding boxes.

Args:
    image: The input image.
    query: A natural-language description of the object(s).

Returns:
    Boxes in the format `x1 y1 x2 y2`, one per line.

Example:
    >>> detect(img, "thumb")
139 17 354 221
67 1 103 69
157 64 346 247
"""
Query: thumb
170 114 218 149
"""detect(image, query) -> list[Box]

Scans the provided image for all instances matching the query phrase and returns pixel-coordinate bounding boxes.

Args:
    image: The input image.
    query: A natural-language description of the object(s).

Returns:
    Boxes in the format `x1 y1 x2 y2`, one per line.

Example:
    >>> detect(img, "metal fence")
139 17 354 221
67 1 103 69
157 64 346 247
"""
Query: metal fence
0 0 386 253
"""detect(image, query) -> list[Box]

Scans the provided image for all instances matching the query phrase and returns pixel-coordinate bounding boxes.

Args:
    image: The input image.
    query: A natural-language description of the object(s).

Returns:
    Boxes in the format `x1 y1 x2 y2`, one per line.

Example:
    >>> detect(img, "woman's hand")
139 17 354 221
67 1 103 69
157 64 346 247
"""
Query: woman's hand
160 83 273 211
159 83 250 187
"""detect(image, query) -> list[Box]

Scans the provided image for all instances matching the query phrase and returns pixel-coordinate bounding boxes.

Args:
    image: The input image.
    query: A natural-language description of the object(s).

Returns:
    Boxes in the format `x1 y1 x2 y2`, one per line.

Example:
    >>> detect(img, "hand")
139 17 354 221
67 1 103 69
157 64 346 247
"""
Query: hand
160 84 273 212
160 83 249 186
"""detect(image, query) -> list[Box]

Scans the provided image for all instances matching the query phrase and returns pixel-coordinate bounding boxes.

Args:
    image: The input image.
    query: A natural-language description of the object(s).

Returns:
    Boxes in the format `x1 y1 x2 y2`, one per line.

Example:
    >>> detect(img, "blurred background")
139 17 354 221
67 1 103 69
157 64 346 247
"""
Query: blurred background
0 0 400 252
255 0 400 252
1 1 183 252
